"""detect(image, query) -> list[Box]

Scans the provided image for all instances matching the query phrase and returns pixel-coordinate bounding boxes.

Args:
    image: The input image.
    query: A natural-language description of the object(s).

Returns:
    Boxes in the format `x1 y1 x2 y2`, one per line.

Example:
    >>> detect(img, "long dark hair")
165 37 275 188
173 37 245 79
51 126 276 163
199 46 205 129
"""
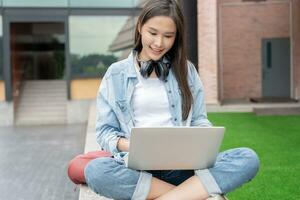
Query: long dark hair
134 0 192 120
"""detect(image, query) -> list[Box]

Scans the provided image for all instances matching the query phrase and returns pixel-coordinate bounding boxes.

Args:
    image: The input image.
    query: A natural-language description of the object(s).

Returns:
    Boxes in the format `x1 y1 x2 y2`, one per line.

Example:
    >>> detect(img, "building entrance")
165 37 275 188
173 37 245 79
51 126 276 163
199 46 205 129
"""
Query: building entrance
10 22 65 80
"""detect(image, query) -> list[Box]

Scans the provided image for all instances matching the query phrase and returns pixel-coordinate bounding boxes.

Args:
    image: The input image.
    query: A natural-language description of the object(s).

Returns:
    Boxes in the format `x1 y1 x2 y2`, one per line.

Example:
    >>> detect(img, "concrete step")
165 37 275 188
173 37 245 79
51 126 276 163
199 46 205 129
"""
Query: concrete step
16 114 67 124
19 97 66 103
18 103 67 108
23 84 66 92
16 80 67 125
21 88 66 92
23 84 66 88
21 90 66 95
16 109 66 116
16 113 67 119
23 82 66 86
20 97 67 102
24 80 66 84
22 87 66 92
15 118 67 125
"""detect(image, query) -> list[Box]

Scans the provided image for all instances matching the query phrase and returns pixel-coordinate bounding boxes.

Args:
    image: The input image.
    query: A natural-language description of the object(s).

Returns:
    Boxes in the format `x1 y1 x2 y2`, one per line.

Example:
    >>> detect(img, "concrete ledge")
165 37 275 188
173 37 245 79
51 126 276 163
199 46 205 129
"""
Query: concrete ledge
79 100 112 200
67 100 92 124
207 102 300 113
254 106 300 115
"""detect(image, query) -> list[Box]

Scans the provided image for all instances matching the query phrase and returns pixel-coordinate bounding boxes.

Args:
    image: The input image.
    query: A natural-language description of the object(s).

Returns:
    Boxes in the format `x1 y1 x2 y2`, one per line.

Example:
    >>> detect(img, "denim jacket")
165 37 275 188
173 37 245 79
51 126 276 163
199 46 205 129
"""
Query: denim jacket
96 51 212 157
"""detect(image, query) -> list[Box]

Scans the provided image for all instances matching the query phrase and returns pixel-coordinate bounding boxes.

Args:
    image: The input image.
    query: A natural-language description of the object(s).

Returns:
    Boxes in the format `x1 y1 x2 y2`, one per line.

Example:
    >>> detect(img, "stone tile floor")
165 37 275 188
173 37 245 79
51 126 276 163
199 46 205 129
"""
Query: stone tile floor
0 124 86 200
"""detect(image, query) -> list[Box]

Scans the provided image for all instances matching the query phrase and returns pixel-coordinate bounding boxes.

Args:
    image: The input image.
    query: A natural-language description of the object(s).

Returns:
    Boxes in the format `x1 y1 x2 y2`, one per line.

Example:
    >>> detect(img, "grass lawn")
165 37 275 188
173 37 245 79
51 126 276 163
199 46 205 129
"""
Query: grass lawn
208 113 300 200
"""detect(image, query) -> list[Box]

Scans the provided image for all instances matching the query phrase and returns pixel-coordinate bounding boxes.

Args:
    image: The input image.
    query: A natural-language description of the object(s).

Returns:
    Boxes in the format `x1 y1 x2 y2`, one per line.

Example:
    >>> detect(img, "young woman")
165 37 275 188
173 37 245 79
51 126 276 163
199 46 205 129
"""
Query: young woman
82 0 260 199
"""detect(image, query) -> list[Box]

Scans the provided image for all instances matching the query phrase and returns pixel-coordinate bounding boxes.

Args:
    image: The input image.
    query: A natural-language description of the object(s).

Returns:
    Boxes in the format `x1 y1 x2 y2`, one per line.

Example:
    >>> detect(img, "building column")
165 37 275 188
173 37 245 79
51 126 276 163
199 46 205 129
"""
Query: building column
180 0 198 68
198 0 219 104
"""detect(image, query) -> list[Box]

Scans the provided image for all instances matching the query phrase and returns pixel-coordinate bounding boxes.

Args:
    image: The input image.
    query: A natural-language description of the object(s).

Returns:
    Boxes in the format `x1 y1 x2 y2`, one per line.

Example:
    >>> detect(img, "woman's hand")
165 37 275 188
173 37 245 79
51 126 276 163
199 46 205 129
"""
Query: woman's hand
117 138 130 152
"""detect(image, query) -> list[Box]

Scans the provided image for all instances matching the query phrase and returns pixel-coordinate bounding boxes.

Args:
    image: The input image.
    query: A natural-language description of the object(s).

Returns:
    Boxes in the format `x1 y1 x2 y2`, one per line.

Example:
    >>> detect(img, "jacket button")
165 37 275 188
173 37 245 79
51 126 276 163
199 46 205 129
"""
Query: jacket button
174 118 177 121
171 104 175 108
168 90 171 94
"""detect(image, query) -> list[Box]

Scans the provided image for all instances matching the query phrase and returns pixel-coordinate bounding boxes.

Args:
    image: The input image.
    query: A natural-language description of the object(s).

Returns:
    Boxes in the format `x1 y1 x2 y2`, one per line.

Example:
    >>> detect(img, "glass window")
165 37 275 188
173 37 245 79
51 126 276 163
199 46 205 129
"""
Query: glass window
0 16 2 80
135 0 149 8
3 0 68 7
69 16 135 78
70 0 136 8
2 0 148 8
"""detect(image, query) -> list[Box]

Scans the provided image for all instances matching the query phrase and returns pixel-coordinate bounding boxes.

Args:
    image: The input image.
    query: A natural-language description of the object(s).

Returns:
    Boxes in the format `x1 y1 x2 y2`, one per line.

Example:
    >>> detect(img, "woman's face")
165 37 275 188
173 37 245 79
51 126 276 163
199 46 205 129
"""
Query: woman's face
139 16 176 61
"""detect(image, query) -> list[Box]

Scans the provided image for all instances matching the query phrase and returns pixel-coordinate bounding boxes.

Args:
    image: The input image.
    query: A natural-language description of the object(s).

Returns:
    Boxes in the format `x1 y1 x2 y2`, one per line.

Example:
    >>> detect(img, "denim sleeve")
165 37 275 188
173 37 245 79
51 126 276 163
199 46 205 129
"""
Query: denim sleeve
187 62 213 127
95 76 122 155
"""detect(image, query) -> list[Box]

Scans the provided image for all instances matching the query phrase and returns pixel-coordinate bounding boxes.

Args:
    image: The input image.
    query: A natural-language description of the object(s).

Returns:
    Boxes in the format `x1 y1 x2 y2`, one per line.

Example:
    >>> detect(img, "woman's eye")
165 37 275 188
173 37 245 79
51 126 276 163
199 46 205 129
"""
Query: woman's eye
165 35 173 38
149 32 157 35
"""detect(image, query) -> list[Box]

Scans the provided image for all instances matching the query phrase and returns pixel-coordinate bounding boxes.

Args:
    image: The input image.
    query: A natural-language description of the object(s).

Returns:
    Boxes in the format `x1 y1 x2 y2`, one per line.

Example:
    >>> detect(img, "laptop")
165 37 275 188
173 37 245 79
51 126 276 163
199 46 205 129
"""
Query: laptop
125 126 225 170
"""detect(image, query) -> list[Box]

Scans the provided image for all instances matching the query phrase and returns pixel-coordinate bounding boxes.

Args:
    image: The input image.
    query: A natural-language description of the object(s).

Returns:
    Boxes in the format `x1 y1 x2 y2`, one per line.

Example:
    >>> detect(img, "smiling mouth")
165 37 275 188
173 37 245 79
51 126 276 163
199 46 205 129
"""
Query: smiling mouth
150 47 164 55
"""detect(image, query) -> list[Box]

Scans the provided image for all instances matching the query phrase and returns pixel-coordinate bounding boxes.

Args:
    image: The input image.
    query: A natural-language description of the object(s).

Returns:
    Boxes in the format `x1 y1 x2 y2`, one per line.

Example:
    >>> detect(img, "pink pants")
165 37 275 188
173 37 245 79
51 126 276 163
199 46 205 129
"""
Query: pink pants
67 151 112 184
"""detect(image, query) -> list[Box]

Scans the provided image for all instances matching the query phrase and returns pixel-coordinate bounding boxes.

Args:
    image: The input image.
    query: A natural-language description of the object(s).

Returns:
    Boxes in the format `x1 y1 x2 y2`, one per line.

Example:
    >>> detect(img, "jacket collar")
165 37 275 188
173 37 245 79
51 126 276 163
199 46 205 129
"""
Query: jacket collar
125 50 138 78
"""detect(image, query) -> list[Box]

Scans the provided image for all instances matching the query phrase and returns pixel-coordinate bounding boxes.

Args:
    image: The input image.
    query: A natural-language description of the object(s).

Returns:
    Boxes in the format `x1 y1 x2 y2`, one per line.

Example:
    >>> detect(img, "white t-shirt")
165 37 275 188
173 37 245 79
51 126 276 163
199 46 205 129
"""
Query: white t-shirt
132 58 173 127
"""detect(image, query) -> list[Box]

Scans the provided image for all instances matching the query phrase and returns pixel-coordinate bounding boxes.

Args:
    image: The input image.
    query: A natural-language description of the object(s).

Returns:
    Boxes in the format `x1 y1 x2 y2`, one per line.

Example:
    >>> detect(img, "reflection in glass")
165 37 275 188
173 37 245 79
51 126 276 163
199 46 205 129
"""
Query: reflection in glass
3 0 67 7
10 23 65 80
1 0 149 8
70 16 135 78
70 0 134 8
134 0 149 8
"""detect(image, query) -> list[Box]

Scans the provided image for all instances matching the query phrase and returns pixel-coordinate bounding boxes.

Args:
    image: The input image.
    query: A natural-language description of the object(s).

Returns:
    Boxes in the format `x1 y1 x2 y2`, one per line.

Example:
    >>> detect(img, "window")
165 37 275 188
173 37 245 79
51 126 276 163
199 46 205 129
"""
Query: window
69 16 135 78
2 0 68 7
70 0 136 8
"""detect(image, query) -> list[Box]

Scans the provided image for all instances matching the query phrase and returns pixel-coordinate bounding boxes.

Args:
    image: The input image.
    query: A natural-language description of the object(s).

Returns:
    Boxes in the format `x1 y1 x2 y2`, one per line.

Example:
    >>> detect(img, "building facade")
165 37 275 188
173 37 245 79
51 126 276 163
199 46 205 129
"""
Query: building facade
199 0 300 104
0 0 299 125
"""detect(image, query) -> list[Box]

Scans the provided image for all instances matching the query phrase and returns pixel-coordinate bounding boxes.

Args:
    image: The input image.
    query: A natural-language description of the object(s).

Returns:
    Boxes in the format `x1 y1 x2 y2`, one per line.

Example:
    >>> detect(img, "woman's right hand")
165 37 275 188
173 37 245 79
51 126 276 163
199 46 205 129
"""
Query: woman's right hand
117 137 130 152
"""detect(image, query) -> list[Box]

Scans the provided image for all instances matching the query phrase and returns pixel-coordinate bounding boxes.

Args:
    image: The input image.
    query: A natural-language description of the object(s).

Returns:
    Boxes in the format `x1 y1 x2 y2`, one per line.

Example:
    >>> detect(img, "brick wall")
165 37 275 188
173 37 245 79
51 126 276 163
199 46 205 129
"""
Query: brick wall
219 1 290 100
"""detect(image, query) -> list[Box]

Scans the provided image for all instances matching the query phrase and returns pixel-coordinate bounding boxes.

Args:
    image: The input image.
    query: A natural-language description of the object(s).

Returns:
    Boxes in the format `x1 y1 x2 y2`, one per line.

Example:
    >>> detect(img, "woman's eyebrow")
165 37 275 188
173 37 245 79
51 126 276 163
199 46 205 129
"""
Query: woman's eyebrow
148 27 175 35
148 27 158 32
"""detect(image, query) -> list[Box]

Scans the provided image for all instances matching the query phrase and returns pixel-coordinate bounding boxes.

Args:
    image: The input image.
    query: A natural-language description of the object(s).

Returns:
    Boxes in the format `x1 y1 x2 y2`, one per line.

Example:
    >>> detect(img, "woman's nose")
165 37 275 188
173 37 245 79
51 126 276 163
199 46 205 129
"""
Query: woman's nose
153 36 163 47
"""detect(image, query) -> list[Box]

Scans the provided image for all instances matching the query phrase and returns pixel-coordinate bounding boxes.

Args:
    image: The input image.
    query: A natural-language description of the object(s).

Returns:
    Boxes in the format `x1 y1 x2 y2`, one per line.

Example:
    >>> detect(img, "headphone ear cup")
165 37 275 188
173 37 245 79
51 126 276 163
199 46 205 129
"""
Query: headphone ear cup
154 62 161 78
140 60 154 78
155 62 169 81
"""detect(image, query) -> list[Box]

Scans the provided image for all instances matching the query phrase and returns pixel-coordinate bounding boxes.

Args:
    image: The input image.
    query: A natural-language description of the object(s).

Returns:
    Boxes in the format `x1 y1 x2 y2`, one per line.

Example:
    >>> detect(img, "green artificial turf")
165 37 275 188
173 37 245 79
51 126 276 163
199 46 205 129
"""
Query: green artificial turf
207 113 300 200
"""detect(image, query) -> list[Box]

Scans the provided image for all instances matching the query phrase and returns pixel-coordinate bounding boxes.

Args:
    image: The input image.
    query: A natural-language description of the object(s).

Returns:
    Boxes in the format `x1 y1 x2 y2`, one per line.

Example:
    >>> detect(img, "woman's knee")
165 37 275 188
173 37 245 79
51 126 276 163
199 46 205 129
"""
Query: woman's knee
242 148 259 174
84 157 114 191
221 147 260 178
210 147 260 193
234 147 260 179
84 157 140 199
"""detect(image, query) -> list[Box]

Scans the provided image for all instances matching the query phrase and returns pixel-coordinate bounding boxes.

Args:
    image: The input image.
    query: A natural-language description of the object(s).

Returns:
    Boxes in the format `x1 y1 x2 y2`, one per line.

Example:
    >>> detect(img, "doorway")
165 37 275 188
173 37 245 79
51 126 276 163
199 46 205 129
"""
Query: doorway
262 37 290 98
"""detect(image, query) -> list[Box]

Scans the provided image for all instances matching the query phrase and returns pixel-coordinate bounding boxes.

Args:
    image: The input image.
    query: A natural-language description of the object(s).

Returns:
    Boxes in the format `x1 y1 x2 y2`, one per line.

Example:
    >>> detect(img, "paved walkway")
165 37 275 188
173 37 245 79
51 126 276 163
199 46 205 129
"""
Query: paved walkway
0 124 86 200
